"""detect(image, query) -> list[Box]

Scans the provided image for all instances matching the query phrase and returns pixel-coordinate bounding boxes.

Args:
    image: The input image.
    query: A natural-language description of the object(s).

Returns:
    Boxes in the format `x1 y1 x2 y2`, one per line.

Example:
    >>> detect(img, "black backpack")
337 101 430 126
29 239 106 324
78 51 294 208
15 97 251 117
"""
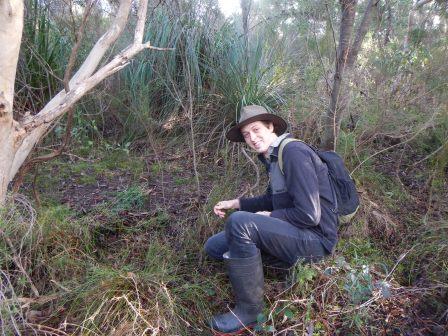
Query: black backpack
278 138 360 223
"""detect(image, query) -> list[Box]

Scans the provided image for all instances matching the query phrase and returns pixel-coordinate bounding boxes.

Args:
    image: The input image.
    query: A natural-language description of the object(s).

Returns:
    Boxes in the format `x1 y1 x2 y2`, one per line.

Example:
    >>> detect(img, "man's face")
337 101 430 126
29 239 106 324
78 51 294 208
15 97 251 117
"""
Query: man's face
241 121 277 155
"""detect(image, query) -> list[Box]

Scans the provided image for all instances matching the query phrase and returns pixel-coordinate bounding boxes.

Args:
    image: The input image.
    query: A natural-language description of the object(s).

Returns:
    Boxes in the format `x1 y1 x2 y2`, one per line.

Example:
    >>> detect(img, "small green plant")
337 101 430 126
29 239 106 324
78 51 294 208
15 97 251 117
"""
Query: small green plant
290 262 318 296
113 186 146 212
143 210 171 229
342 310 371 334
344 264 373 304
338 238 383 265
155 210 170 226
254 304 299 334
254 312 276 333
150 162 164 174
174 177 191 186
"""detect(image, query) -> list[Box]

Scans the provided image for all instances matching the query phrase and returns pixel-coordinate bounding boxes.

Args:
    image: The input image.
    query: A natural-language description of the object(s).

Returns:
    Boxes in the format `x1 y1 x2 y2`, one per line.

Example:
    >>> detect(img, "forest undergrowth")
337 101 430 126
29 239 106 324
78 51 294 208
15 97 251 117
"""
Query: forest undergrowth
1 130 447 335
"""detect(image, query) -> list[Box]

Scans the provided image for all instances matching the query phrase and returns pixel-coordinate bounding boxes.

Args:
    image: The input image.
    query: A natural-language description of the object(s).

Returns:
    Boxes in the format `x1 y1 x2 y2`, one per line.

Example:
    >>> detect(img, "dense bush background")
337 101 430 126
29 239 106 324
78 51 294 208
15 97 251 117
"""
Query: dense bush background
1 0 447 334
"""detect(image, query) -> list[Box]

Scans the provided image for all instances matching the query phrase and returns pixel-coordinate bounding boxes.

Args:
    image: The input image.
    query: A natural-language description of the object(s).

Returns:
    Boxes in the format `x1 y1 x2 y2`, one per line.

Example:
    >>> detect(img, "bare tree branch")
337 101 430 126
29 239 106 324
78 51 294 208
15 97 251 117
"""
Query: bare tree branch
415 0 434 9
70 0 132 85
11 1 173 171
347 0 379 68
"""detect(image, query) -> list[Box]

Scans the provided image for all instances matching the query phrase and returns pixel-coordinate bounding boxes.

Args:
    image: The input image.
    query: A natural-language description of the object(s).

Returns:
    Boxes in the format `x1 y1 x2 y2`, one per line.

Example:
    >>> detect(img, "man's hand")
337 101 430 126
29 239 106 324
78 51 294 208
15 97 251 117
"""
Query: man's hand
214 199 240 218
256 211 271 216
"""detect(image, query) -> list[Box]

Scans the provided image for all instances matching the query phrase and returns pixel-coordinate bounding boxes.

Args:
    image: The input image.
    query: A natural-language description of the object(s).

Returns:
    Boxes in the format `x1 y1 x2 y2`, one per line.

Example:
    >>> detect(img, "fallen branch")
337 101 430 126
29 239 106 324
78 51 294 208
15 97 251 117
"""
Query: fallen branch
351 110 439 175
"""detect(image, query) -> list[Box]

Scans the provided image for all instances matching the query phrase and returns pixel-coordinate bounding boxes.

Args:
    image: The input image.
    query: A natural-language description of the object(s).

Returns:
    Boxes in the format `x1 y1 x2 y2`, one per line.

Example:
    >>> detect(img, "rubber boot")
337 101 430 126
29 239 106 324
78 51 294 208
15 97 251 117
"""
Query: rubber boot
210 250 264 335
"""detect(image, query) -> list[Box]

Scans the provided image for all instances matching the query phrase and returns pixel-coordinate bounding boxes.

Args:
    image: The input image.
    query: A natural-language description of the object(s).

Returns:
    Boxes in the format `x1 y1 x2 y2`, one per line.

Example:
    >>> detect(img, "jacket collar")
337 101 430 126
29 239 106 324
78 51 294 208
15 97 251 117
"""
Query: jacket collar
268 133 291 158
257 133 292 165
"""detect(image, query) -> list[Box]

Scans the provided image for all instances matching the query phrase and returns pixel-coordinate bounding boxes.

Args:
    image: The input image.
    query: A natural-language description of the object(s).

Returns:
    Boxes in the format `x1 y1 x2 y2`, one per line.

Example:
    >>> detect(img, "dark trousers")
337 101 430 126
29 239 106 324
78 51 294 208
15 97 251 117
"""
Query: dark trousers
204 211 328 267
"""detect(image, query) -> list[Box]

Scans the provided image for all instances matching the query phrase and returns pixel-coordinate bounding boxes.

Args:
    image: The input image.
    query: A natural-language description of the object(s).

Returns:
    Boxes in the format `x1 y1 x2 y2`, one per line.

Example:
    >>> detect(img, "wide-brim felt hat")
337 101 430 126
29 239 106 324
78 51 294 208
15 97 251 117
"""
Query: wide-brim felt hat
226 105 287 142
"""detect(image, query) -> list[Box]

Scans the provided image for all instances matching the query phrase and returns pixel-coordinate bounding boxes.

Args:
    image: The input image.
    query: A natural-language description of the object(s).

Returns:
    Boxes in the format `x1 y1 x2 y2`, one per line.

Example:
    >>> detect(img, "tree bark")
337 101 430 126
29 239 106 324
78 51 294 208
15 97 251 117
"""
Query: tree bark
0 0 24 203
347 0 378 69
404 5 415 50
384 0 392 46
321 0 357 150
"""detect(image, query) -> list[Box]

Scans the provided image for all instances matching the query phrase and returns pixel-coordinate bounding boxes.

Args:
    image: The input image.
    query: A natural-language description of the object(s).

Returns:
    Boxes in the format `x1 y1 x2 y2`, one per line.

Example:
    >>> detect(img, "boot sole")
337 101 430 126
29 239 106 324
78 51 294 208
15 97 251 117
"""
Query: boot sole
211 323 255 336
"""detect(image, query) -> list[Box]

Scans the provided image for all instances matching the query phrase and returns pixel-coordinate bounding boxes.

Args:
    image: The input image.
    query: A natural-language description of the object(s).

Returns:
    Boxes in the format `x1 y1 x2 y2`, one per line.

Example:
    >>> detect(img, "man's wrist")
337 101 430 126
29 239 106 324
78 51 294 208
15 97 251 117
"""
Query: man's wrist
234 199 240 209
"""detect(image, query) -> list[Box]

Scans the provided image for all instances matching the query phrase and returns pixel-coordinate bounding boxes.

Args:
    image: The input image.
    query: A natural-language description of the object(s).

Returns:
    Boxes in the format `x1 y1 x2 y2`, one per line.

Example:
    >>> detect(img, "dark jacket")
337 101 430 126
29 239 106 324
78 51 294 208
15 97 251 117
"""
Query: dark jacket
239 138 338 253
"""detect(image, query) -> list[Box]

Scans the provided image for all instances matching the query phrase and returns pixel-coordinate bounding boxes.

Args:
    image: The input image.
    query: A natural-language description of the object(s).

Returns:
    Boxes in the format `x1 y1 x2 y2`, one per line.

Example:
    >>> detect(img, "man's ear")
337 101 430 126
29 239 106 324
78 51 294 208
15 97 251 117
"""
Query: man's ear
268 122 275 132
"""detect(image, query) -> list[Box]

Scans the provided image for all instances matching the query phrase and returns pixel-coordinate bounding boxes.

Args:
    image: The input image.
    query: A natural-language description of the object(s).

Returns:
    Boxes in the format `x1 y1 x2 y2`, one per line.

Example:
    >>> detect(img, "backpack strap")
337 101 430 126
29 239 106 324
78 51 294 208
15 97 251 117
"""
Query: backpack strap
278 138 304 175
278 138 341 215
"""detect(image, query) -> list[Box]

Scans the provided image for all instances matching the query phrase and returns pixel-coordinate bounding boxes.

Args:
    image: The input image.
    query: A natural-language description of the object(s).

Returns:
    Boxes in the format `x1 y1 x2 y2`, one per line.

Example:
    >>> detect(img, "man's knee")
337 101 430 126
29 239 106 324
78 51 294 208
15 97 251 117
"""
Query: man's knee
204 237 220 259
225 211 251 237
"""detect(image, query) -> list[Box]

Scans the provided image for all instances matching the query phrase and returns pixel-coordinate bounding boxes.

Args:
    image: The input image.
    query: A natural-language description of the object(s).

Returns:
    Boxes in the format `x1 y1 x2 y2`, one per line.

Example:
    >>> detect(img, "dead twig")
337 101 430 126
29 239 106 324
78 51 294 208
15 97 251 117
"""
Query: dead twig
239 147 260 198
385 250 411 282
26 323 70 336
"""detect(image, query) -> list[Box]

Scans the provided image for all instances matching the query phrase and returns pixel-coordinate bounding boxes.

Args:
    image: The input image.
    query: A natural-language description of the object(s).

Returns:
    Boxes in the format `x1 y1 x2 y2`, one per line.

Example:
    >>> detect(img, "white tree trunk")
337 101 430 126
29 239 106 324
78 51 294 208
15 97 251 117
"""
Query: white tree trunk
0 0 164 205
0 0 24 203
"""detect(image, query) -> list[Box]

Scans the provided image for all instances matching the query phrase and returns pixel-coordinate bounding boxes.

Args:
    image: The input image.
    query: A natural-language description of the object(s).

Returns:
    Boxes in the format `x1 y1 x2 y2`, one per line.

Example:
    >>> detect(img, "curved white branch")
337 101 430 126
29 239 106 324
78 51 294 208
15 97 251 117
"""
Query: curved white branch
415 0 433 9
10 0 175 181
71 0 132 84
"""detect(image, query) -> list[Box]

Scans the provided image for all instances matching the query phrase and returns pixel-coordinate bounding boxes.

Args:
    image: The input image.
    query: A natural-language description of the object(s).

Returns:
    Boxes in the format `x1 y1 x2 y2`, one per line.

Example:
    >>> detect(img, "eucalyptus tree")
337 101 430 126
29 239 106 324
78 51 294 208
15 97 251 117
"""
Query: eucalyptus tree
321 0 379 150
0 0 167 205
